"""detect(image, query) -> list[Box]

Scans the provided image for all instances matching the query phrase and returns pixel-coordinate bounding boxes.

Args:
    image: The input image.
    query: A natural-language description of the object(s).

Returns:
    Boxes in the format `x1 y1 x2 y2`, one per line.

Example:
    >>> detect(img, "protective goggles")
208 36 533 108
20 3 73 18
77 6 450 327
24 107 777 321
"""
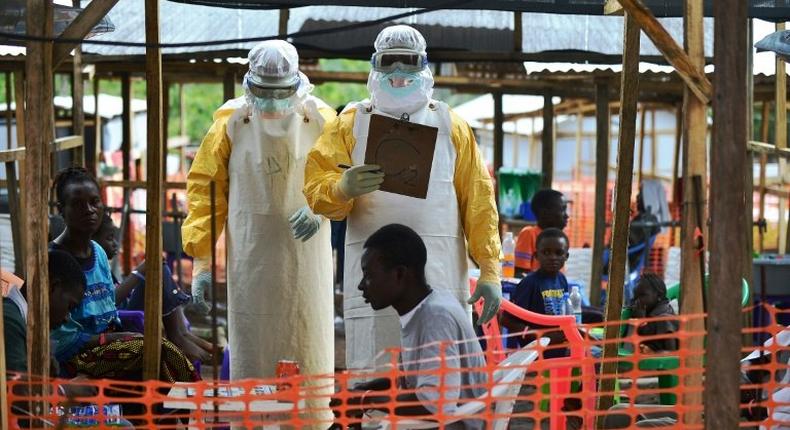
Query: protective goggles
244 73 300 100
370 49 428 73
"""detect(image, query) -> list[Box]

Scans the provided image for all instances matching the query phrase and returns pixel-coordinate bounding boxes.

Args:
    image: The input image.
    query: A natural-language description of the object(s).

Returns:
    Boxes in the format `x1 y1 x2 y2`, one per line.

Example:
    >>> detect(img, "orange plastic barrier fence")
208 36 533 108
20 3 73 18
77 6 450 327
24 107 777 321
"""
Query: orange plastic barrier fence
5 305 789 430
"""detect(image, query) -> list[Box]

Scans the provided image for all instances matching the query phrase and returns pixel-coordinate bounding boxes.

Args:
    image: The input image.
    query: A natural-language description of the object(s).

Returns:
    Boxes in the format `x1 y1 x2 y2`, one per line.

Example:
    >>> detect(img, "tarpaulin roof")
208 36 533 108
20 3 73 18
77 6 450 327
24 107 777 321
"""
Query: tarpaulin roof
167 0 790 22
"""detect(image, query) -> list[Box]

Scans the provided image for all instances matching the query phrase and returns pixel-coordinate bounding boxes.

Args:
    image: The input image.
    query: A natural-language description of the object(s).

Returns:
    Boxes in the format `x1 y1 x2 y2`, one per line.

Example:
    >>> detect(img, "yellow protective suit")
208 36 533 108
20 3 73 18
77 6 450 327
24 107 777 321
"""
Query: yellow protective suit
183 95 337 426
303 101 500 370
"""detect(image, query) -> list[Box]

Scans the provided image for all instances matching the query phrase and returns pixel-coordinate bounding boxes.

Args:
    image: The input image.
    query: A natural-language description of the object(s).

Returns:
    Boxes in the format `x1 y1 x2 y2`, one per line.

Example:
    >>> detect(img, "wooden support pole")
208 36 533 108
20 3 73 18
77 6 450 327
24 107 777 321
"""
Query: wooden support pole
14 70 26 243
52 0 120 69
0 277 7 430
6 161 24 277
92 77 102 176
223 69 236 103
278 8 290 38
590 81 610 307
617 0 712 104
638 104 646 184
778 22 789 255
706 0 747 427
513 12 523 52
745 19 755 289
650 109 657 176
163 80 170 178
493 91 504 181
24 0 53 391
71 4 85 166
672 104 682 207
680 0 707 424
4 72 12 150
574 107 583 182
121 74 133 274
13 73 24 151
142 0 164 381
541 94 554 188
759 102 770 253
178 83 186 136
596 12 640 420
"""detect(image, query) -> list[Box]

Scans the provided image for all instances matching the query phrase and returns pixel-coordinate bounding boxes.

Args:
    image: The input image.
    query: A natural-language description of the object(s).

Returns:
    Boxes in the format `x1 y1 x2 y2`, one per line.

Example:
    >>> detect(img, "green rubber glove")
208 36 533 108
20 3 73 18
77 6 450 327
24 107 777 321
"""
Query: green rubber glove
190 265 212 315
467 280 502 325
289 206 322 242
337 164 385 200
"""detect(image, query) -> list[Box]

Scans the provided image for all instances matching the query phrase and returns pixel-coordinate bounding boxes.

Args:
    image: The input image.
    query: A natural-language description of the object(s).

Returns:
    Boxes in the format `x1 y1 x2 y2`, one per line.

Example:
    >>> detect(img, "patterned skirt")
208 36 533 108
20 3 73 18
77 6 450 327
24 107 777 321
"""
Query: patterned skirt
66 336 200 382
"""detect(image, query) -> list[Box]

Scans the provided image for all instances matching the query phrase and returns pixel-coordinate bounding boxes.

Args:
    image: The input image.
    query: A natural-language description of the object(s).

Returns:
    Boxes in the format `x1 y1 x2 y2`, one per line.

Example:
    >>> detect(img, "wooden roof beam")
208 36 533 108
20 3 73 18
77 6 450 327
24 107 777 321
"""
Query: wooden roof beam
749 140 790 158
53 0 120 69
618 0 712 104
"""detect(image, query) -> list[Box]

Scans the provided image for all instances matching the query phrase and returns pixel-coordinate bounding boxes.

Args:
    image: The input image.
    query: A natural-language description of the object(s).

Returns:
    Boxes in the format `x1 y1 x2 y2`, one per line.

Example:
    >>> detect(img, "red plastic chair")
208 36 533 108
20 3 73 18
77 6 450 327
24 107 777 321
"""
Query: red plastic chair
469 278 595 430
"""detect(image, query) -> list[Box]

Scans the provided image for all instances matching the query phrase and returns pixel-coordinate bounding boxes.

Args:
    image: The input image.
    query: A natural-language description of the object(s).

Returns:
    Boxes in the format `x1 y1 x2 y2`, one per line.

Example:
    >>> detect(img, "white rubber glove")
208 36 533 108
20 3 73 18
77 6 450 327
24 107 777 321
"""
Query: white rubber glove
289 206 322 242
467 280 502 325
337 164 384 200
190 261 212 315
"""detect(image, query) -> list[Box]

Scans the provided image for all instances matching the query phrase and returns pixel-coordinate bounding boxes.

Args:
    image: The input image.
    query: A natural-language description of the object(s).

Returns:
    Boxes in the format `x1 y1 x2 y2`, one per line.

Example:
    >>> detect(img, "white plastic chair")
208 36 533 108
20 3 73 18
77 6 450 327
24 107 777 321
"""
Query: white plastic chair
362 338 549 430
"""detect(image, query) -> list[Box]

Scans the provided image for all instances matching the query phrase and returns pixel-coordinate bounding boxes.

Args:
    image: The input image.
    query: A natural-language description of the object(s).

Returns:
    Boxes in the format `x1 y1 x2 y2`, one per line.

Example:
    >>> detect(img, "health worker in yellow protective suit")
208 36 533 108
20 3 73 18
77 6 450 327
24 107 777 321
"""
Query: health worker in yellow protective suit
303 25 502 371
182 41 335 417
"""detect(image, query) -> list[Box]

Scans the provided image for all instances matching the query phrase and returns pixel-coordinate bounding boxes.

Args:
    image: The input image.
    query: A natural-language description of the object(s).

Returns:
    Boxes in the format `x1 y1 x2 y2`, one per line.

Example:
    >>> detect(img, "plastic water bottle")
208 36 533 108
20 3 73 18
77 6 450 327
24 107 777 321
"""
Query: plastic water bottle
502 232 516 278
569 286 583 325
561 292 571 316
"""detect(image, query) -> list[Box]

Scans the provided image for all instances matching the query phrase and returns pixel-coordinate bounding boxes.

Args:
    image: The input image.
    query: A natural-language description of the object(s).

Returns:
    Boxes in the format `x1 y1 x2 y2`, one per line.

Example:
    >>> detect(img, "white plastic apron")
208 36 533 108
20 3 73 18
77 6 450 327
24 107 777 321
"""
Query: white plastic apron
344 101 470 371
225 96 334 384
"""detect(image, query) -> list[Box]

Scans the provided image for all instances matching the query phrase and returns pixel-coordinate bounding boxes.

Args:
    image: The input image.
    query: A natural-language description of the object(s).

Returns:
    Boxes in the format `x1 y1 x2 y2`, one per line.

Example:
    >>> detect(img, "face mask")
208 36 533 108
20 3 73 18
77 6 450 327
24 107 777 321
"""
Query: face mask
377 70 422 97
369 69 433 116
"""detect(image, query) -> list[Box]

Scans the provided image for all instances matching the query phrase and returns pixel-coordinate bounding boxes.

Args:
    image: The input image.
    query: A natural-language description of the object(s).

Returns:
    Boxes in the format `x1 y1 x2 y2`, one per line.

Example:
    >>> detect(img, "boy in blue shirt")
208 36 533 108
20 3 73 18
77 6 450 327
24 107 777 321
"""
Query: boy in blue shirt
502 228 570 353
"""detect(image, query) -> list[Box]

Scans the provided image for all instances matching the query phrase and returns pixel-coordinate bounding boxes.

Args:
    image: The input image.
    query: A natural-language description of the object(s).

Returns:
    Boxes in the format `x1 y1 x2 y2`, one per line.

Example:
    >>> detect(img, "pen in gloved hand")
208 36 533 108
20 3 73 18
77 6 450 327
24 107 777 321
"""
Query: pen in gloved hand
338 164 383 173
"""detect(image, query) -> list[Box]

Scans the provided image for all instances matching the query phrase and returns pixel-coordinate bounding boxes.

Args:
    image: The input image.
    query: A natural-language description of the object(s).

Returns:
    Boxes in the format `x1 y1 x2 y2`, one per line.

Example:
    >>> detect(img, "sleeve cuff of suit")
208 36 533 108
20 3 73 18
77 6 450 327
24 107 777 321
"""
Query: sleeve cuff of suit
331 182 352 203
478 262 501 285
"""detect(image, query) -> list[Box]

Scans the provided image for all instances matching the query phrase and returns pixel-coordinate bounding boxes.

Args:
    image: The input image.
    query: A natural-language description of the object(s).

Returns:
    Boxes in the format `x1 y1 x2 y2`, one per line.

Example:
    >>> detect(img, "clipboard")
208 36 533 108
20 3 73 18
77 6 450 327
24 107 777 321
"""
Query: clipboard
364 113 438 199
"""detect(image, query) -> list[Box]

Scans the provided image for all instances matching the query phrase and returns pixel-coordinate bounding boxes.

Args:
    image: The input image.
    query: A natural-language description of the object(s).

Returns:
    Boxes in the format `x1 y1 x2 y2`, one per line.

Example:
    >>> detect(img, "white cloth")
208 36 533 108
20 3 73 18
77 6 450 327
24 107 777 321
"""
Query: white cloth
765 388 790 430
344 100 470 371
398 294 428 329
224 95 334 385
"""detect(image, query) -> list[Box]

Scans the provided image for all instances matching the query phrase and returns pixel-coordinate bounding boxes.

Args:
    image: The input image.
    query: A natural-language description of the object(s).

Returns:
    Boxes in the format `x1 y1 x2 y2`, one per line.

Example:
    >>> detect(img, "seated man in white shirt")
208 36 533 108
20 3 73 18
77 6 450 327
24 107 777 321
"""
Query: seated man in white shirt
741 326 790 430
332 224 488 430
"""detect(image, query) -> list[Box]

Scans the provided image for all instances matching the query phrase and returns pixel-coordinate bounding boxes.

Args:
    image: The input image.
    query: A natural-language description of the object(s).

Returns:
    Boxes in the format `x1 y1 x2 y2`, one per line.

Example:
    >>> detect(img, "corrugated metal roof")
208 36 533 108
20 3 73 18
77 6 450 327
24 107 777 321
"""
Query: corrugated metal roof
1 1 780 71
167 0 790 22
519 13 713 59
520 20 786 77
0 45 24 56
78 1 710 61
83 0 279 56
